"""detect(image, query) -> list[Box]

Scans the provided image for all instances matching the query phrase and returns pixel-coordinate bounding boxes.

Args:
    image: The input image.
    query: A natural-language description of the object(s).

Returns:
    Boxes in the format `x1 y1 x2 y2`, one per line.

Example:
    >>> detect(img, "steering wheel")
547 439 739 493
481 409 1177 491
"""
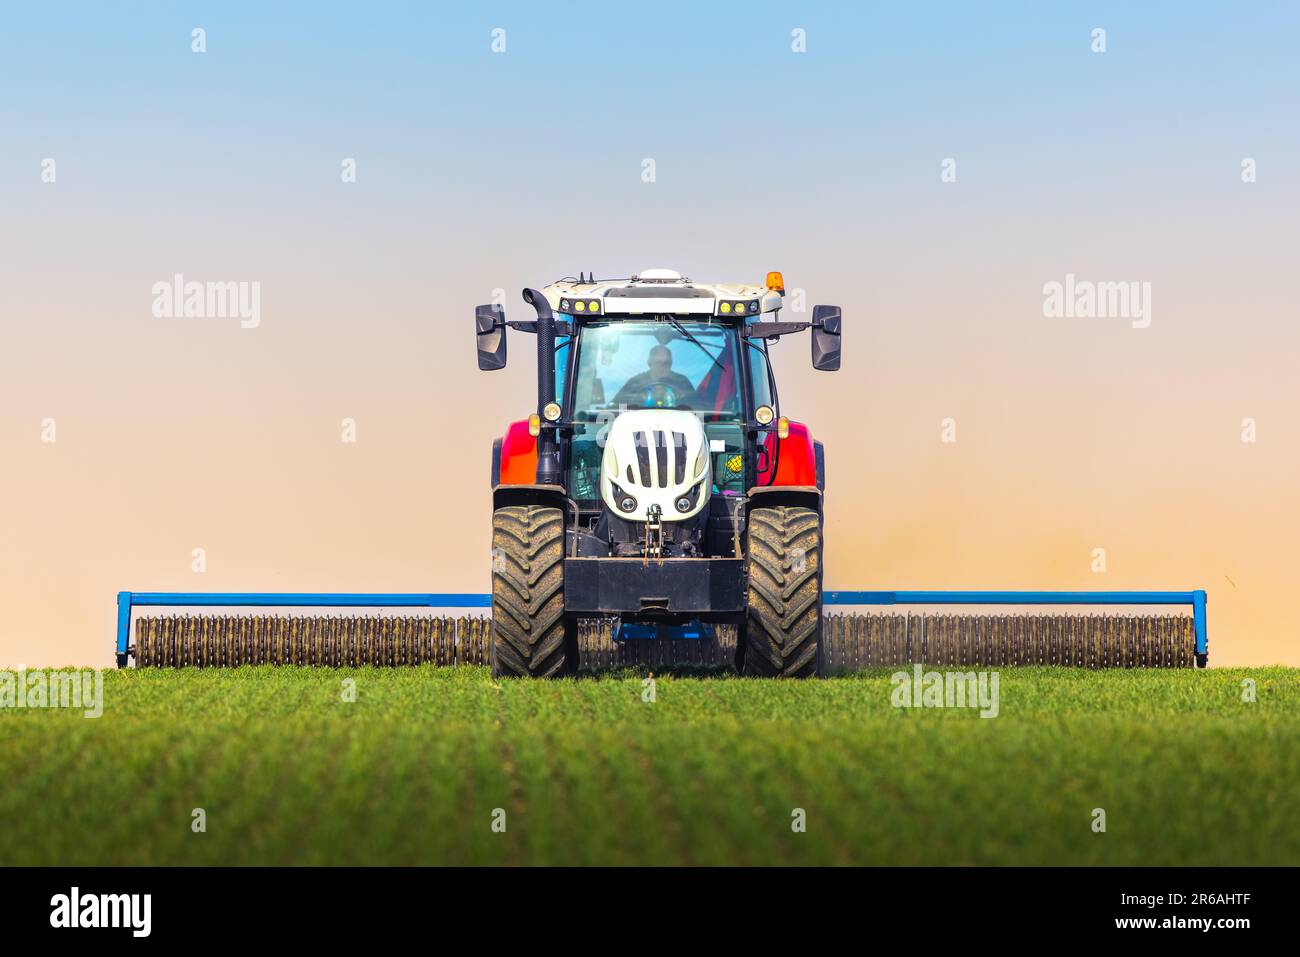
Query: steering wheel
645 384 676 408
642 384 700 412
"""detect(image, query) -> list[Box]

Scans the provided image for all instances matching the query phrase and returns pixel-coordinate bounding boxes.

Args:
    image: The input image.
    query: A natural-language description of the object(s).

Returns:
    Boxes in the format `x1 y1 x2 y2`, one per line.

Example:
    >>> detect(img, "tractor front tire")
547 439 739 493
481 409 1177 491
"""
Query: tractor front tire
490 505 577 679
742 505 822 678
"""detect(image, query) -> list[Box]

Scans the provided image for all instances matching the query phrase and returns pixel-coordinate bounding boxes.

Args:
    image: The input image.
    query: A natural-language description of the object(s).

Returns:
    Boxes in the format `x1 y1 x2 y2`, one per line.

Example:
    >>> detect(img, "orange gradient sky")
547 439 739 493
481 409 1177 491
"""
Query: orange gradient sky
2 3 1297 666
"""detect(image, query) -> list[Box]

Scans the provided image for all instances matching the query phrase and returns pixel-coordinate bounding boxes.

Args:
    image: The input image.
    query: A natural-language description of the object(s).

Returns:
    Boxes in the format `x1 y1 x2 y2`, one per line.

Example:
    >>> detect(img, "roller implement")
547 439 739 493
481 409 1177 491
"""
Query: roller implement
113 269 1210 671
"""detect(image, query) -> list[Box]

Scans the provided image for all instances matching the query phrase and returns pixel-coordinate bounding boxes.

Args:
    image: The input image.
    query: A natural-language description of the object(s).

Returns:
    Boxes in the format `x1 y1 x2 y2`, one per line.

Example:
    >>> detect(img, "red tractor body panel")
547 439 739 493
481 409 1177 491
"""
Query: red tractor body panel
758 420 817 487
498 419 538 485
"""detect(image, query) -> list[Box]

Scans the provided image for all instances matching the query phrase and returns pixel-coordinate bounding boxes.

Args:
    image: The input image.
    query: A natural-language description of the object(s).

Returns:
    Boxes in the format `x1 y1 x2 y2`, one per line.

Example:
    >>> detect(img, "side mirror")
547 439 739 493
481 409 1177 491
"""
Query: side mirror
475 304 507 371
811 305 842 371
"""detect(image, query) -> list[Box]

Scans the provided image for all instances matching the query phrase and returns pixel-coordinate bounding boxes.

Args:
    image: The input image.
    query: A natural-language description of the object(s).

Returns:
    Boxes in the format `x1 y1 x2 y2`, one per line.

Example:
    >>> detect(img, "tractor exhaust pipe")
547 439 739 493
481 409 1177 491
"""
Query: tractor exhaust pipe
522 288 561 486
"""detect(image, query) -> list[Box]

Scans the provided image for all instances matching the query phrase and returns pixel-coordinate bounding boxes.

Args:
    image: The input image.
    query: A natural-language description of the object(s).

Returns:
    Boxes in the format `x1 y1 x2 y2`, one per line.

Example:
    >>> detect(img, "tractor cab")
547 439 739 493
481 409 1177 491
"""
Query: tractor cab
565 317 750 513
474 269 842 678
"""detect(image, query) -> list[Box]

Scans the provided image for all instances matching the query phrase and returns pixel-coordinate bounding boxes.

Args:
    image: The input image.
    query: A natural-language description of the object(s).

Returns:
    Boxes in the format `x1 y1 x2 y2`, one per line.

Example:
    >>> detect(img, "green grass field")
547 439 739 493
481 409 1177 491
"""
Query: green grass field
2 666 1296 866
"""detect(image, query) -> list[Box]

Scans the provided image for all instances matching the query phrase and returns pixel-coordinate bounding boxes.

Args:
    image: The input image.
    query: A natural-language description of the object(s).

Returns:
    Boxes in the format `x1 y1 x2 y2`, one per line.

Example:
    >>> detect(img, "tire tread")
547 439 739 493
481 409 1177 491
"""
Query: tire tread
490 505 575 678
743 505 822 678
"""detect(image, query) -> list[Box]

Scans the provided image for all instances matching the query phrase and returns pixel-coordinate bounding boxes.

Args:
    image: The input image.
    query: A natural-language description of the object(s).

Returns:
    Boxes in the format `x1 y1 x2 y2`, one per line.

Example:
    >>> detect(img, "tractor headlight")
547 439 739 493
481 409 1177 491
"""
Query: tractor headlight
562 298 601 315
717 299 757 317
755 404 775 426
542 401 562 422
674 476 708 513
611 482 638 514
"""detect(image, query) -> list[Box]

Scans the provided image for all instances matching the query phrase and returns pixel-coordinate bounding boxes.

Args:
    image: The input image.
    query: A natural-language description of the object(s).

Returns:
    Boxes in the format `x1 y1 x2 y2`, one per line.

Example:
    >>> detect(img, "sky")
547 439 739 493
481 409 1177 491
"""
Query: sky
1 1 1297 666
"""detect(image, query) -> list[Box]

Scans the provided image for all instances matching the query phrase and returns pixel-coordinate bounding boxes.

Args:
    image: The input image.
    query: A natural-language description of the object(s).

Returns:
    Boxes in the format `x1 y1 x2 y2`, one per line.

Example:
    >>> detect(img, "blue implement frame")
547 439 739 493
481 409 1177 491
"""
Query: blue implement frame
115 592 490 664
116 588 1207 664
823 590 1207 662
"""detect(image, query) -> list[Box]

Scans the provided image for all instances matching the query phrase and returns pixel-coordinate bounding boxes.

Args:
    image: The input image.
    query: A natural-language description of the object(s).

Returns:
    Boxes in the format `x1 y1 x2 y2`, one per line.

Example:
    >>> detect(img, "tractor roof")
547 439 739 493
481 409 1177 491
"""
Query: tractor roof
538 268 784 319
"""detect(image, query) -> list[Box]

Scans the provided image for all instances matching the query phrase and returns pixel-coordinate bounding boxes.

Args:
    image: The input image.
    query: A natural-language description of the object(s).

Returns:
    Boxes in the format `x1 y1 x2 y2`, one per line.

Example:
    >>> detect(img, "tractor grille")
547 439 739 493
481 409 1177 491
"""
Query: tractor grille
629 430 687 489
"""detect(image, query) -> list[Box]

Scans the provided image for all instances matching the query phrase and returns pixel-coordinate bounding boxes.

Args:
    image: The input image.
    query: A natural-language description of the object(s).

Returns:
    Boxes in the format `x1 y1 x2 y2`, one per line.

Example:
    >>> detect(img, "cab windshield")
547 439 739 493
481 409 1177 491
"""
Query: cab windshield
570 320 743 420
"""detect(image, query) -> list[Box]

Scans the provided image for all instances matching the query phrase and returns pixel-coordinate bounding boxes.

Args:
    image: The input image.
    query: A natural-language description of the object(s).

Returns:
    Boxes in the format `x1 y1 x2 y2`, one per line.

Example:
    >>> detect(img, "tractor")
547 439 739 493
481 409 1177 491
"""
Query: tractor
474 269 841 678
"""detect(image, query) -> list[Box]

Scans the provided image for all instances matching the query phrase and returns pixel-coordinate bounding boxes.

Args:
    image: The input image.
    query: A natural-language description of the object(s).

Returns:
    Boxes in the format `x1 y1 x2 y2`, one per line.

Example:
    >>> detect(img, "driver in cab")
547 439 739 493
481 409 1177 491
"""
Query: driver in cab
612 344 696 408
